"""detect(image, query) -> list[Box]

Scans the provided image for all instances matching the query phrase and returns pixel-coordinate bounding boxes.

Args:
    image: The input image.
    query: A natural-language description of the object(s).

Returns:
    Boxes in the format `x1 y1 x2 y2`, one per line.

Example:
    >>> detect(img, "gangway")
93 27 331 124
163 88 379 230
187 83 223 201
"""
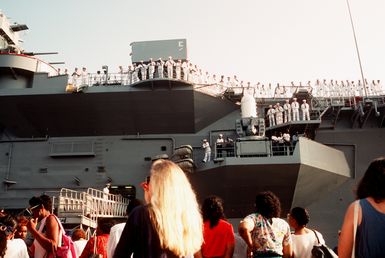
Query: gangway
56 188 129 229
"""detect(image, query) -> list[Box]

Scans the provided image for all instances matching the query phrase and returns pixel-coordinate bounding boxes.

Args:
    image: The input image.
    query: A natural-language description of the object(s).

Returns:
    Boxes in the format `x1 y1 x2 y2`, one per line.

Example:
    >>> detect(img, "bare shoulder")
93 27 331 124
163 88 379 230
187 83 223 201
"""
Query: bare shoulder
46 215 59 228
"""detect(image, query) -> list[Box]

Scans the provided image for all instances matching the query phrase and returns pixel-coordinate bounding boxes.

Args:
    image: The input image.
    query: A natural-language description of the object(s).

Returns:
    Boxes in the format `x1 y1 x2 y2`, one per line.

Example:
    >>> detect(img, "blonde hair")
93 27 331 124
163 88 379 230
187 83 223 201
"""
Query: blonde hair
148 159 203 256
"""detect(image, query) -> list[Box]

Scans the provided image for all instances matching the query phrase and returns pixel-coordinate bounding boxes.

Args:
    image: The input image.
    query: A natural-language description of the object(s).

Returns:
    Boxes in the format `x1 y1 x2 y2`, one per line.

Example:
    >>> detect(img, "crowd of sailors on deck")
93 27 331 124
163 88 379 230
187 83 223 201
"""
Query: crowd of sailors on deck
267 98 310 127
1 157 385 257
61 57 384 98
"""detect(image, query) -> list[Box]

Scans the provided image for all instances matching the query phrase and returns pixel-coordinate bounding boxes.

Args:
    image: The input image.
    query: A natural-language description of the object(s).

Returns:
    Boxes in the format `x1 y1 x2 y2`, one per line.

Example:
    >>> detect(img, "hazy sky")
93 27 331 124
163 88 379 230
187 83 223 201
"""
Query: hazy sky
2 0 384 85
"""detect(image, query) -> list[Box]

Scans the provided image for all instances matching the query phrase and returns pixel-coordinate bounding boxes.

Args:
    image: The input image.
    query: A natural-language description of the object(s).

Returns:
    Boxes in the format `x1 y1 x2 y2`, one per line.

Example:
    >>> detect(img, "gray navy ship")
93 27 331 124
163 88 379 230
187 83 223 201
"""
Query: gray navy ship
0 11 384 245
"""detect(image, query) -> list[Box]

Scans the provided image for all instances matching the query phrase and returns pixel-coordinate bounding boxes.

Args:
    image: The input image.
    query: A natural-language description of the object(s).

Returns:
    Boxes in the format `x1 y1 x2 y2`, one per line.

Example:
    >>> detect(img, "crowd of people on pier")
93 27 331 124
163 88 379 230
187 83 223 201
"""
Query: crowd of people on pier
1 157 384 257
62 57 384 99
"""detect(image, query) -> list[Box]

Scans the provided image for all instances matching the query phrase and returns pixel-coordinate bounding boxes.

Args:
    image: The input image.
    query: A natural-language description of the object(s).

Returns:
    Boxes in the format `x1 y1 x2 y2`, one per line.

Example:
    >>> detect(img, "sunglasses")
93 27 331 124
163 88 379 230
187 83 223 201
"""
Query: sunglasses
29 204 41 212
141 176 151 190
0 223 14 236
17 204 40 218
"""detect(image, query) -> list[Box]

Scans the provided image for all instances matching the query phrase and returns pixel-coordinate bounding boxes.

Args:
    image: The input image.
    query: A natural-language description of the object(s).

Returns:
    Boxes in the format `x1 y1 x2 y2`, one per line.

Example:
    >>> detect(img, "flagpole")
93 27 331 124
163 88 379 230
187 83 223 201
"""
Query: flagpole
345 0 367 98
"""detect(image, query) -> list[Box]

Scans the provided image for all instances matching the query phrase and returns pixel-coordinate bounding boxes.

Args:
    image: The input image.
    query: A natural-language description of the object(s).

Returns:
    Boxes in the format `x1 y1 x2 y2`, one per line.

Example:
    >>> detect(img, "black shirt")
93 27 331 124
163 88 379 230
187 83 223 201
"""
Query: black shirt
113 205 179 258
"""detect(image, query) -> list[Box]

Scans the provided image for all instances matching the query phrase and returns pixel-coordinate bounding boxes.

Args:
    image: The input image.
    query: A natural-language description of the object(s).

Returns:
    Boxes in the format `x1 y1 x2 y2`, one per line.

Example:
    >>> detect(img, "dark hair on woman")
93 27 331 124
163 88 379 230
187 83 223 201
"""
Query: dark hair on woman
356 157 385 202
29 194 53 213
0 215 17 258
255 191 281 219
290 207 310 226
97 218 114 235
202 196 225 228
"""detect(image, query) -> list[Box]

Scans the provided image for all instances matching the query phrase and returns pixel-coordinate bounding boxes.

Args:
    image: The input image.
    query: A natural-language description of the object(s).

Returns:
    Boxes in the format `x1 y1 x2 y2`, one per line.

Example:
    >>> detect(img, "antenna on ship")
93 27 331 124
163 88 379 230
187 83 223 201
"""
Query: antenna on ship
345 0 367 98
23 52 59 56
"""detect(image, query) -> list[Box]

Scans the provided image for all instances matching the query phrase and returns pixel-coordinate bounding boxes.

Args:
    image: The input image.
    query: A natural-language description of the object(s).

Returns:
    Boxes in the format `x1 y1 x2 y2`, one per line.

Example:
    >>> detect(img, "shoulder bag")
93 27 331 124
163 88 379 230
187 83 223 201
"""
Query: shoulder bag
311 229 338 258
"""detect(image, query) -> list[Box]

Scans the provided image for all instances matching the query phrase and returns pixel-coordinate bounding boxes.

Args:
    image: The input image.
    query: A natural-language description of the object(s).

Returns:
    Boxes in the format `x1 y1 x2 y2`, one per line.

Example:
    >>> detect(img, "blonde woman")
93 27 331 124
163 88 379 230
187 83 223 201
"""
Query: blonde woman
113 159 203 258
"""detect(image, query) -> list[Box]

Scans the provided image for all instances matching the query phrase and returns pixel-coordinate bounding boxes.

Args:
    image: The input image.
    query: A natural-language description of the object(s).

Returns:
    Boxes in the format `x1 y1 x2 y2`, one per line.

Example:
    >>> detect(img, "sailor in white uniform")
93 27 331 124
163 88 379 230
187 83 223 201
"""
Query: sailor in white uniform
267 105 276 127
225 77 232 88
322 79 328 97
314 79 321 97
101 70 108 85
231 75 239 87
216 134 225 158
334 80 341 97
132 63 139 83
71 67 80 87
329 79 335 97
165 56 175 79
80 67 88 86
118 66 125 85
283 99 291 123
345 80 352 97
377 80 383 95
182 60 189 81
148 58 156 79
275 103 284 125
291 97 300 121
138 61 147 81
351 80 358 96
157 58 165 79
93 70 102 86
202 139 211 163
175 60 182 80
127 65 133 85
371 80 380 95
204 71 210 84
301 99 310 121
341 80 347 97
357 80 364 96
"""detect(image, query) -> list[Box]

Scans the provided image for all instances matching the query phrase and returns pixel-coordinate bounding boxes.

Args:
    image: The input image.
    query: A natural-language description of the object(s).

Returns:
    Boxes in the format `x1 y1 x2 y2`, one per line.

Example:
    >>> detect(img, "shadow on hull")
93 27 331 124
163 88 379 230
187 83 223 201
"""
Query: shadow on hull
0 80 238 137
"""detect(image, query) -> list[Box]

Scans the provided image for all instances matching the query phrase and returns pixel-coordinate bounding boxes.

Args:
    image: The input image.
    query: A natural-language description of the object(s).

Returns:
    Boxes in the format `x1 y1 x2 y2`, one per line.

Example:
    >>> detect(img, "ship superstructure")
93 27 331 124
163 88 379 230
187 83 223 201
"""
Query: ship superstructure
1 12 385 245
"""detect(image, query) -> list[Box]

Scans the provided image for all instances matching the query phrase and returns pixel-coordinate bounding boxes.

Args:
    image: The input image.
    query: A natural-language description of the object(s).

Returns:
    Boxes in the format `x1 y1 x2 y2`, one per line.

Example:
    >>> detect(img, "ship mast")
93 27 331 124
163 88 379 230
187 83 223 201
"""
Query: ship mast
345 0 367 98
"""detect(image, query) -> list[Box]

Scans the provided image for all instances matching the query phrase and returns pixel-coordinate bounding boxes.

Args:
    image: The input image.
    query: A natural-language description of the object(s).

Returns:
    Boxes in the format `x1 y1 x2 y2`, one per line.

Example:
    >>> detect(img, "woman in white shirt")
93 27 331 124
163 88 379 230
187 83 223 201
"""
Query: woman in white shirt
287 207 325 258
0 215 29 258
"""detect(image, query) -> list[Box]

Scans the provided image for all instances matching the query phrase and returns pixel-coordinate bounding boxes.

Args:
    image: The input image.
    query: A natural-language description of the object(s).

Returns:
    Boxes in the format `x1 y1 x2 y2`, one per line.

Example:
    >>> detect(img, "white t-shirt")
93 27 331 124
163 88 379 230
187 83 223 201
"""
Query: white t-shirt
107 222 126 258
5 239 29 258
292 230 325 258
73 239 87 257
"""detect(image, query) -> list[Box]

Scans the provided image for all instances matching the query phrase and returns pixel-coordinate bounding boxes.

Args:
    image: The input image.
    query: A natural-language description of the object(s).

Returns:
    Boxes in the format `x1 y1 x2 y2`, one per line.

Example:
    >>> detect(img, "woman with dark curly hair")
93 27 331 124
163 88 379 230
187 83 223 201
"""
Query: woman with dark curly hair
238 191 292 258
288 207 325 258
338 157 385 258
199 195 234 258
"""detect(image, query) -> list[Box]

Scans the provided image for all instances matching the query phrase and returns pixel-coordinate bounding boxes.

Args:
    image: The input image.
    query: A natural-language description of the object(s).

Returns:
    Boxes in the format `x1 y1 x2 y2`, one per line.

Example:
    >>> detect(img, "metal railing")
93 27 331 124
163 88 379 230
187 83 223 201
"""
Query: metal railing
57 188 129 227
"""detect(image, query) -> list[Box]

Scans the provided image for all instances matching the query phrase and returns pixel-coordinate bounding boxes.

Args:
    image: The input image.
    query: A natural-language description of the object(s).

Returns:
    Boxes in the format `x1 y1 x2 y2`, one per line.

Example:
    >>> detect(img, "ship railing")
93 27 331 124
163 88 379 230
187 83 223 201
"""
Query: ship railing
86 188 129 218
57 188 129 223
65 73 385 102
57 188 94 225
212 139 297 159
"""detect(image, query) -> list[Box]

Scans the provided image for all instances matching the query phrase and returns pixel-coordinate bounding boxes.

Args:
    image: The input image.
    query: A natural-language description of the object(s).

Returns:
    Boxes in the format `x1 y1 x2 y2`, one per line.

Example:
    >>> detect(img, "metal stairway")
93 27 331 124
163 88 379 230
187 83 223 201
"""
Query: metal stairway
56 188 129 229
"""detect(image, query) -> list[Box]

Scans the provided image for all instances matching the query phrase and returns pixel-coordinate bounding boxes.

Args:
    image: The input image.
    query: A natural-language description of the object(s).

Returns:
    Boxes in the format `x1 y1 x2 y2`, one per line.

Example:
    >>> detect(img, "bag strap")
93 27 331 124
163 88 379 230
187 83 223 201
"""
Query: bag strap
93 235 97 254
311 229 320 244
49 214 65 233
352 200 359 258
48 214 64 247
